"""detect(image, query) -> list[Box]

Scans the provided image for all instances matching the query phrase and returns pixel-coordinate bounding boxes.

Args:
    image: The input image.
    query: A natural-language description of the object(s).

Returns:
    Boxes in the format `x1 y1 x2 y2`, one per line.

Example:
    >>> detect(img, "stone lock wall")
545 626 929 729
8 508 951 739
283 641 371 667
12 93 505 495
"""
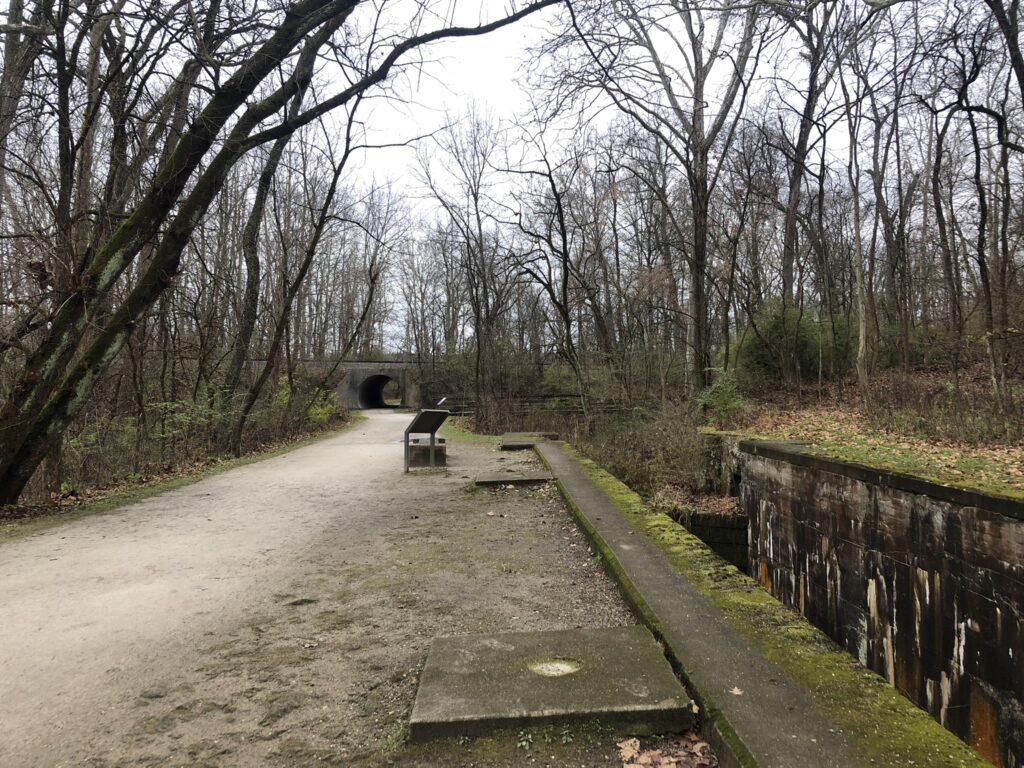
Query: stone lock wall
667 507 748 572
739 441 1024 767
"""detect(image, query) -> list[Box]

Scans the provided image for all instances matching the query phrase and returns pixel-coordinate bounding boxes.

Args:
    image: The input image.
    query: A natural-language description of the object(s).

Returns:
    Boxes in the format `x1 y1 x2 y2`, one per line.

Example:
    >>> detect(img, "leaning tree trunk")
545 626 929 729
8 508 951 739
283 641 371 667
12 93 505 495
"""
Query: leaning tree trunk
229 153 347 455
216 137 288 449
0 3 355 504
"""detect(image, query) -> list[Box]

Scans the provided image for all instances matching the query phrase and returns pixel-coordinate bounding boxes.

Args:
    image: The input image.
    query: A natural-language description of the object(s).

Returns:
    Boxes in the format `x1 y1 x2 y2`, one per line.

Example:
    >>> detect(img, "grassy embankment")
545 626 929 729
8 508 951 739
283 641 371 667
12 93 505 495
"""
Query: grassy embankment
715 406 1024 500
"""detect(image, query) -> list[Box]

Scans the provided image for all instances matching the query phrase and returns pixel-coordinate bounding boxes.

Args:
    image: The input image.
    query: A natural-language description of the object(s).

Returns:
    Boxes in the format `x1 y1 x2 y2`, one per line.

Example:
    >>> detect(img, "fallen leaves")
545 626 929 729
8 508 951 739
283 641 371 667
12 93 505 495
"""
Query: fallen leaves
617 732 717 768
729 686 743 696
652 485 739 517
743 406 1024 498
618 738 641 762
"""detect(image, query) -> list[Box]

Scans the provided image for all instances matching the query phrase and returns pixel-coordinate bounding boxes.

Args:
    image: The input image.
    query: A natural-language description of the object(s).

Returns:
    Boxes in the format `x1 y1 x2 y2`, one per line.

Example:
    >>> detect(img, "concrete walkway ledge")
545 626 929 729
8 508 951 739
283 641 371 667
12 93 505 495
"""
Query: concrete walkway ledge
499 432 558 451
536 441 990 768
474 472 555 488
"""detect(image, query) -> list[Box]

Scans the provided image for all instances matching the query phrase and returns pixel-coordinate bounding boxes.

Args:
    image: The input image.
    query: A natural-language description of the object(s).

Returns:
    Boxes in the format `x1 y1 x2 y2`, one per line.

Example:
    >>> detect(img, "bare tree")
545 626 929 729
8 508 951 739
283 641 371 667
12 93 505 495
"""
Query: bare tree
552 0 763 390
0 0 559 503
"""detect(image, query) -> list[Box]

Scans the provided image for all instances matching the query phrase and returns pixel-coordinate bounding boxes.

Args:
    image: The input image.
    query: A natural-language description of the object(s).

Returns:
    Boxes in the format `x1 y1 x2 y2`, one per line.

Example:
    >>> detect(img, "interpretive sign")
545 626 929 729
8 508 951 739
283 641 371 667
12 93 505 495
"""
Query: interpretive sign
404 409 450 473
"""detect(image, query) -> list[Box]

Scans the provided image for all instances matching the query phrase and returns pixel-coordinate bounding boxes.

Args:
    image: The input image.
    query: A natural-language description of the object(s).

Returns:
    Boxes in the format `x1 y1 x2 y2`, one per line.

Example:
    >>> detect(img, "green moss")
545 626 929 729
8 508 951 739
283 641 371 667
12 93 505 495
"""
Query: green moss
559 446 989 768
0 414 367 544
804 440 1024 501
534 449 757 767
707 421 1024 502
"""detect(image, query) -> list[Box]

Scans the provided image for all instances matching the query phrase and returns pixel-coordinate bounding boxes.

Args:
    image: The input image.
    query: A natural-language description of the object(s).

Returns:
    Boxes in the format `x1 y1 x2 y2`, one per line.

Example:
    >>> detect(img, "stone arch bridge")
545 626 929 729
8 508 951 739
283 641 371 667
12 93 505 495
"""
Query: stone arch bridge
336 360 420 409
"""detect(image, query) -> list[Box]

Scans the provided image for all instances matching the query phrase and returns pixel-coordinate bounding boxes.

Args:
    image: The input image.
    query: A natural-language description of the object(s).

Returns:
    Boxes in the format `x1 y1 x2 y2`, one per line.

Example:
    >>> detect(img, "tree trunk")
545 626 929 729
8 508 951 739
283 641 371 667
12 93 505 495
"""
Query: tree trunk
217 136 290 450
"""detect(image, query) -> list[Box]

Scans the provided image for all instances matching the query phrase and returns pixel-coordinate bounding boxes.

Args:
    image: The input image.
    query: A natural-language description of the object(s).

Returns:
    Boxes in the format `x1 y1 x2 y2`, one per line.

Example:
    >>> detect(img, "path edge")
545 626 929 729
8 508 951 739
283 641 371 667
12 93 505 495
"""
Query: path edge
0 412 369 544
535 443 757 768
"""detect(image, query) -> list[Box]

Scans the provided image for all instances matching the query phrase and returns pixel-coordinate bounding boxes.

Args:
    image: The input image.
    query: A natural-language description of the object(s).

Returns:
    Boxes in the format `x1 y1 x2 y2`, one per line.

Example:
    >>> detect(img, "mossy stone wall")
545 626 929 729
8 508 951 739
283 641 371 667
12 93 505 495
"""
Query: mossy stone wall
699 432 745 495
740 441 1024 767
668 507 748 572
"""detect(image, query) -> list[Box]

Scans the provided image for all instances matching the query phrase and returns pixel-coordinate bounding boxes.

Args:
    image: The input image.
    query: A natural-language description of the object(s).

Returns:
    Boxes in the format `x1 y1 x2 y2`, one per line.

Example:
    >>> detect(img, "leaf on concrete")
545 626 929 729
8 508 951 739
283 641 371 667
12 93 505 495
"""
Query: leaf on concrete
617 737 641 762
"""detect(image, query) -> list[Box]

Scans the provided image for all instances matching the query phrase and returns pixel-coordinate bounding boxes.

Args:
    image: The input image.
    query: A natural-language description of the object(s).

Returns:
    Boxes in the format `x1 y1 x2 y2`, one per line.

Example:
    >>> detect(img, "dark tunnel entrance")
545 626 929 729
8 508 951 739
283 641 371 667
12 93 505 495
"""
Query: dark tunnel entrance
357 374 398 409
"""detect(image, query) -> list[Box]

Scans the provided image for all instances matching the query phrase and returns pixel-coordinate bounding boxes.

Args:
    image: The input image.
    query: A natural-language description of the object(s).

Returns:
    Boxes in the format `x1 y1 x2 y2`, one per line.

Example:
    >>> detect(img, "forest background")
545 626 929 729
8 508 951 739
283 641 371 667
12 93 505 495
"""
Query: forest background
1 0 1022 509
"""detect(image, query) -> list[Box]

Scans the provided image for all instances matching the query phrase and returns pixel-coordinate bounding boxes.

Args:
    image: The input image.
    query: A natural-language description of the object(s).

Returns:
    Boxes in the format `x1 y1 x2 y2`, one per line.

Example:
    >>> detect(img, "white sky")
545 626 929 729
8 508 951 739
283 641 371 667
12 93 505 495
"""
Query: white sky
331 4 562 350
346 4 560 188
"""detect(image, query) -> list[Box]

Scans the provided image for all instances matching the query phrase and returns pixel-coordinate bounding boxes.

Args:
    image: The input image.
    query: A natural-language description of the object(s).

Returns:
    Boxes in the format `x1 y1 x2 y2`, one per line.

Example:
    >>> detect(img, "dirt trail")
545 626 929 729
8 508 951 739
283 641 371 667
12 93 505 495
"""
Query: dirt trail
0 412 659 767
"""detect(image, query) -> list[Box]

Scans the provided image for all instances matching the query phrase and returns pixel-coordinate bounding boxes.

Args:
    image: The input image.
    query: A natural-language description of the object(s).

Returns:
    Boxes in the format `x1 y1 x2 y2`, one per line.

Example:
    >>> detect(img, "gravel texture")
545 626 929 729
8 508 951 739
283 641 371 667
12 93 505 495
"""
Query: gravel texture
0 411 701 767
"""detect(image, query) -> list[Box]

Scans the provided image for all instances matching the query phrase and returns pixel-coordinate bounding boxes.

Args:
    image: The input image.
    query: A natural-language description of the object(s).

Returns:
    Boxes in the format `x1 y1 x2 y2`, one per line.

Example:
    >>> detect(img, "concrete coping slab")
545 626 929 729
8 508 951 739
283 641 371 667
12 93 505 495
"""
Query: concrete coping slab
473 472 554 488
499 432 559 451
499 440 538 451
409 626 694 741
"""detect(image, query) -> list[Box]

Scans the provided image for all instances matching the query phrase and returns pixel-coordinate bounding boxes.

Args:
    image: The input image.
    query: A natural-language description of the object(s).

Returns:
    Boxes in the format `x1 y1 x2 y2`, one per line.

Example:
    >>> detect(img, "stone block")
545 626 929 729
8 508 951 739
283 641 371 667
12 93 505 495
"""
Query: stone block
409 626 693 740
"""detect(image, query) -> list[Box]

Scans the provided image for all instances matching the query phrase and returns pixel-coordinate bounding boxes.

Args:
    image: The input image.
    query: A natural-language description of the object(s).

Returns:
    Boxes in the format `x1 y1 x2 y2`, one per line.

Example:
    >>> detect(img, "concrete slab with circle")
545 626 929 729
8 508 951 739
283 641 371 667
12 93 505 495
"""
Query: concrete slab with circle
409 625 693 740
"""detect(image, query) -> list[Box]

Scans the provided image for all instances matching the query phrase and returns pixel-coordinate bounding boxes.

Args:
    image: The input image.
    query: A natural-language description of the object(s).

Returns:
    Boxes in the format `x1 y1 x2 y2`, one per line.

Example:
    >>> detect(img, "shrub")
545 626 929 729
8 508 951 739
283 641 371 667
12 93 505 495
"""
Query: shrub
306 390 337 427
735 302 853 388
580 403 705 495
697 368 744 427
874 323 970 369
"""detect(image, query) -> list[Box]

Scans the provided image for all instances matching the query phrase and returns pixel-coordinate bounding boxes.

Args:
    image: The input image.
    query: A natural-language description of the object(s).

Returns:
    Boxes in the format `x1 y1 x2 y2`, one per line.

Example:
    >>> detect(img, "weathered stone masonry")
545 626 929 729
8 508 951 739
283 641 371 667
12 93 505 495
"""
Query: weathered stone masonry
738 441 1023 767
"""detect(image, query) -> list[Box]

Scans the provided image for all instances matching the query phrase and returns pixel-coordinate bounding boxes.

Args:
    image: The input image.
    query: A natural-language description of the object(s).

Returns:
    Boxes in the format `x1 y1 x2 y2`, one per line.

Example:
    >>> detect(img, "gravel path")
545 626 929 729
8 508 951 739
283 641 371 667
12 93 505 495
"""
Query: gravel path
0 411 647 767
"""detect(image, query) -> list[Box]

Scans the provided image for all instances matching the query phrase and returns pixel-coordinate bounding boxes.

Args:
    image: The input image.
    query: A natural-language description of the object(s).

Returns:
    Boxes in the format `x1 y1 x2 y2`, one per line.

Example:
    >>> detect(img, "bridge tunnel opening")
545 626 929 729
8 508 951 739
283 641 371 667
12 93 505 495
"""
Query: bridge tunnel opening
358 374 400 409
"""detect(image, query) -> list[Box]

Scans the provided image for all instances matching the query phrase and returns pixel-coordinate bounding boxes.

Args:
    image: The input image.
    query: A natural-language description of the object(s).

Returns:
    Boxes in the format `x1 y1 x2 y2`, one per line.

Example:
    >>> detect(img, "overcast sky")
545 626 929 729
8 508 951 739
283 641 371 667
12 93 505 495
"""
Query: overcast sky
346 5 560 189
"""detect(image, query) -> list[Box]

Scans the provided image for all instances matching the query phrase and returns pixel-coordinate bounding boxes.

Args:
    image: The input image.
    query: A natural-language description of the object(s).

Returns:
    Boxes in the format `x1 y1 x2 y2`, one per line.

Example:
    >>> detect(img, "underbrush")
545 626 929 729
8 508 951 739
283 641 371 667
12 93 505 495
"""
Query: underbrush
577 404 706 496
862 367 1023 444
575 364 1024 503
462 361 1024 501
19 377 348 506
726 361 1022 446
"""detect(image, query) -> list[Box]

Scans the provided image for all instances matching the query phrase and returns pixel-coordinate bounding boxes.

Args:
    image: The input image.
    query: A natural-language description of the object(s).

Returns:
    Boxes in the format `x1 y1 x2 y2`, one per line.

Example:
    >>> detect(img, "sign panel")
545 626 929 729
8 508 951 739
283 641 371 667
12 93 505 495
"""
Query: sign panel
406 409 449 436
404 409 450 472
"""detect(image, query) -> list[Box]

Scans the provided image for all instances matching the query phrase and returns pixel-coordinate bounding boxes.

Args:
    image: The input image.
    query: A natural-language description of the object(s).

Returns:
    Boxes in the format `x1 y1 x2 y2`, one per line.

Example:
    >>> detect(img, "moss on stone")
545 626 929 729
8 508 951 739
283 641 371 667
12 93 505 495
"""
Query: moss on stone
561 445 989 768
369 721 620 767
534 448 758 767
